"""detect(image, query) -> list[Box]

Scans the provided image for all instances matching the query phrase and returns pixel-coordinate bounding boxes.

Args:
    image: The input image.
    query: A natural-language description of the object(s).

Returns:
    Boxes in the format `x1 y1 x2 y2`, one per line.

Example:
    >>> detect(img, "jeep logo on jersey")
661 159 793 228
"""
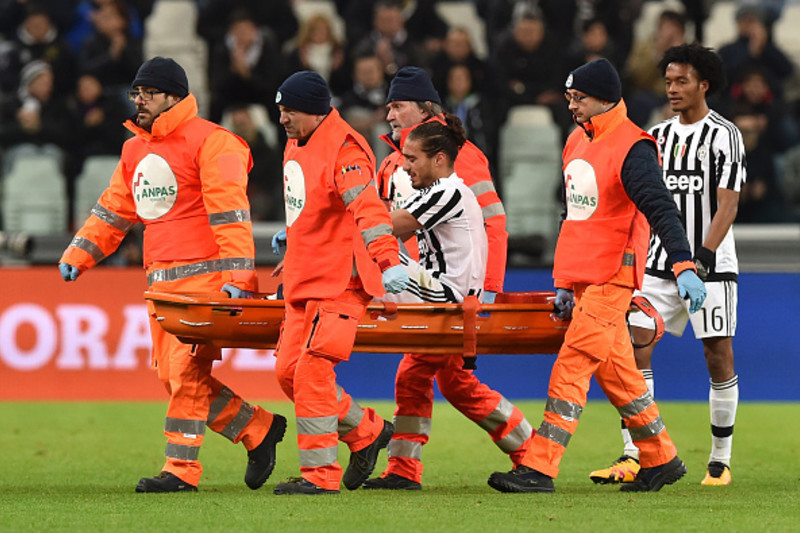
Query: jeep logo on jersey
664 172 703 194
283 159 306 226
132 153 178 220
563 158 599 220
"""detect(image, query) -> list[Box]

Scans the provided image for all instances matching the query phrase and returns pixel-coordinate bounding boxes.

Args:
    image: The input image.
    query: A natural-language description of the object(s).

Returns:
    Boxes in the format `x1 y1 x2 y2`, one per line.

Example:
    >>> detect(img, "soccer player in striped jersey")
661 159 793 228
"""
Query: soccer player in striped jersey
365 113 535 491
590 43 744 486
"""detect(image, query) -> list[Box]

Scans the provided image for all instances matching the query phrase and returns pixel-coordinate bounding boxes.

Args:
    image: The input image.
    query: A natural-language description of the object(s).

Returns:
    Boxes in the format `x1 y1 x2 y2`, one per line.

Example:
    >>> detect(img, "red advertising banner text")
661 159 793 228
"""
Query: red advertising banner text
0 267 285 400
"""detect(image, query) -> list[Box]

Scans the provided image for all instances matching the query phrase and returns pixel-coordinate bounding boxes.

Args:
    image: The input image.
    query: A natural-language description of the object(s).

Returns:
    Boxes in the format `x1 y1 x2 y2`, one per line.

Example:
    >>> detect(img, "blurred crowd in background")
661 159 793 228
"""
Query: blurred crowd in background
1 0 800 235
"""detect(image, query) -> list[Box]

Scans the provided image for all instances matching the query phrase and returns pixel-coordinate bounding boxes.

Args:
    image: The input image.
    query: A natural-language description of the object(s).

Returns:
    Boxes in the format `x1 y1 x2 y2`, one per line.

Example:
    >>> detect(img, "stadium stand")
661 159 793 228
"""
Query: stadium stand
1 151 68 235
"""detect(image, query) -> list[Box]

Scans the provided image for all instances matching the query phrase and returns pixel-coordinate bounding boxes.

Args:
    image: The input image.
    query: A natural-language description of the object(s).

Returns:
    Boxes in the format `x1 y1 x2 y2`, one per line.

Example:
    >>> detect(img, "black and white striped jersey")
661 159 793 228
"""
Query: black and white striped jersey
402 173 487 297
646 111 746 279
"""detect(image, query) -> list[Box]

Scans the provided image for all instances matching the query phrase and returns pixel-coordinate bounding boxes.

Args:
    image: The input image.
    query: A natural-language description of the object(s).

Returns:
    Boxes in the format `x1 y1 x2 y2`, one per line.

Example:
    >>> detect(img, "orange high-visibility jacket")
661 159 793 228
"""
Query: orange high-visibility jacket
377 121 508 293
553 101 652 290
60 94 258 291
281 108 400 302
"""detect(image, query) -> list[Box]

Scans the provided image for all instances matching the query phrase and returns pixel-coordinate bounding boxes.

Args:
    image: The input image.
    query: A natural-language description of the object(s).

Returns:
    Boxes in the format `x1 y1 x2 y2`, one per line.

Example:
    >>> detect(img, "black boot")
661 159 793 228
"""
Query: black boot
342 420 394 490
245 414 287 490
135 472 197 493
487 465 555 493
620 456 687 492
363 473 422 490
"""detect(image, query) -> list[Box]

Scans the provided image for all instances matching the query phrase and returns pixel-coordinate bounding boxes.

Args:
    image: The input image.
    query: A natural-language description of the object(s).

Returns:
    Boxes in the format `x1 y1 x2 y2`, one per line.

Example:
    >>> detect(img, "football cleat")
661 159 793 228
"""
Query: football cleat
700 461 731 486
589 455 640 484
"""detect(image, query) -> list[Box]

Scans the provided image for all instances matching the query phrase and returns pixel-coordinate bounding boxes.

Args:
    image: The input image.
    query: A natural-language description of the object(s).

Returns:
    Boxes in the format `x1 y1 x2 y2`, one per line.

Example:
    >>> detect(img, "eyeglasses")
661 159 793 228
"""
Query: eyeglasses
564 92 590 104
127 90 165 102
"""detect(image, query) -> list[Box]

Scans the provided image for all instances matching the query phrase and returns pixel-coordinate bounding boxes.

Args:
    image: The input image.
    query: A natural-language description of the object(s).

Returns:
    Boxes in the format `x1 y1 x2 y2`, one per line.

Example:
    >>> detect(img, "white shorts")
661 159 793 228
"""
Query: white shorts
628 274 737 339
378 253 472 304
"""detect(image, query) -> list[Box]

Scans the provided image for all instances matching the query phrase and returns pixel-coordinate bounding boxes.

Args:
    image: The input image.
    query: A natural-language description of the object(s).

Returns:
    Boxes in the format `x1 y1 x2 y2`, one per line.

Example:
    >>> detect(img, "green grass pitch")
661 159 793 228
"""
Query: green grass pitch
1 400 798 532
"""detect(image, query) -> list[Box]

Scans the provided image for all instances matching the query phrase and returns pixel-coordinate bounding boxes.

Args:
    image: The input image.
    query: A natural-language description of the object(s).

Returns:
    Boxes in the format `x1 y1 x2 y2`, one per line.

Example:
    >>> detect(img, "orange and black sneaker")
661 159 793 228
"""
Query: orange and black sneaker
701 461 731 486
589 455 640 484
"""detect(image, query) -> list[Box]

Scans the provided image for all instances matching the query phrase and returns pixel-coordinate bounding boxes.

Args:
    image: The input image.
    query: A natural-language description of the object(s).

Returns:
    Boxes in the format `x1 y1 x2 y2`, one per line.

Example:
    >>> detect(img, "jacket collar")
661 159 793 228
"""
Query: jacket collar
124 94 198 141
579 98 628 143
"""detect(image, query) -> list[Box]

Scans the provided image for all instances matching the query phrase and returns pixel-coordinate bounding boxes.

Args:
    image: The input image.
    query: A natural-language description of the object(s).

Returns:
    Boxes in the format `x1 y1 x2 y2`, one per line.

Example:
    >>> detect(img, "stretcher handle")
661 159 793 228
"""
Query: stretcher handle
462 295 480 359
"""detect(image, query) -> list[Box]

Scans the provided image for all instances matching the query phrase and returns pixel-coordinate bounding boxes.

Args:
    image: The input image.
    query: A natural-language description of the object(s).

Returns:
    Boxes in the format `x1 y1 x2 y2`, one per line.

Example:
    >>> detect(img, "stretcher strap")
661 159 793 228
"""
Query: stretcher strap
462 295 480 359
630 295 665 348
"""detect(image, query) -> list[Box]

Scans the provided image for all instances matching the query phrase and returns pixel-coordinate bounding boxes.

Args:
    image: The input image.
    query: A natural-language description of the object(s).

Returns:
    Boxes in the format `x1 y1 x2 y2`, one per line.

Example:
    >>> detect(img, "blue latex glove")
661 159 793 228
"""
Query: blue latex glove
59 262 80 282
554 288 574 319
677 270 706 314
222 283 254 299
482 290 497 304
382 264 409 294
271 229 287 255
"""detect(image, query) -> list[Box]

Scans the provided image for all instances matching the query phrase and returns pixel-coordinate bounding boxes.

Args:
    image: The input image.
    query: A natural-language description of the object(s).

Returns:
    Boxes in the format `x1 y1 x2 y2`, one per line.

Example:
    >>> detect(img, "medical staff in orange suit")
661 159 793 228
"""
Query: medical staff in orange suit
59 57 286 493
269 70 410 495
488 58 707 493
363 67 534 490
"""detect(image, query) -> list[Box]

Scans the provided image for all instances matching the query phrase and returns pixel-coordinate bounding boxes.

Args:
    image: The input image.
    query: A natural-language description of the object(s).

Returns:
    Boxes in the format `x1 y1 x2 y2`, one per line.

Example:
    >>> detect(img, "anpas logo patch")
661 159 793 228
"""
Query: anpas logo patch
563 158 599 220
283 159 306 227
132 153 178 220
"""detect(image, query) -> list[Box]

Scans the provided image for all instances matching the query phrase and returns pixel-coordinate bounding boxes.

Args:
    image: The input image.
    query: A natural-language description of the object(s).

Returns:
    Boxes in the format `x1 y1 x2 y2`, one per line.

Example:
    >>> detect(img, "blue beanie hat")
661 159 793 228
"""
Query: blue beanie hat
132 56 189 97
386 66 441 104
276 70 331 115
565 58 621 103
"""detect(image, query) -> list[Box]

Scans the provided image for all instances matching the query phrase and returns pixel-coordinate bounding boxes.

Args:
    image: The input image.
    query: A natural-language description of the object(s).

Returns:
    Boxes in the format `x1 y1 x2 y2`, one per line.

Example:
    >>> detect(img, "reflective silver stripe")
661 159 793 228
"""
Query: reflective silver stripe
299 446 338 467
164 417 206 435
387 439 422 460
394 415 431 436
69 236 105 263
628 417 666 440
470 181 496 196
538 421 572 447
495 419 533 452
338 401 364 436
617 392 654 419
476 397 514 432
147 257 254 285
335 384 344 402
165 442 200 461
208 209 251 225
297 415 338 436
207 386 233 424
342 183 367 207
91 203 135 232
482 202 505 220
361 223 393 246
545 397 583 422
220 402 254 441
622 252 635 266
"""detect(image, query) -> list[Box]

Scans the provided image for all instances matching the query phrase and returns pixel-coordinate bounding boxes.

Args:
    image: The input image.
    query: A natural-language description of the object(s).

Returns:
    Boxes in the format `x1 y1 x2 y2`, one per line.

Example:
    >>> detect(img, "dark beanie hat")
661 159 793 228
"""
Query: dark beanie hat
276 70 331 115
386 66 441 104
565 58 621 103
132 56 189 97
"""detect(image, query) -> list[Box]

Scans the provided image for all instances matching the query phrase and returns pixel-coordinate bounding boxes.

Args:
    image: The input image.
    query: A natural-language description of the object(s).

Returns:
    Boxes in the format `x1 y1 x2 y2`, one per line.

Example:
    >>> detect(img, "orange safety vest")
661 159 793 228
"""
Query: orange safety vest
553 100 652 289
377 119 508 293
60 94 258 290
282 108 399 302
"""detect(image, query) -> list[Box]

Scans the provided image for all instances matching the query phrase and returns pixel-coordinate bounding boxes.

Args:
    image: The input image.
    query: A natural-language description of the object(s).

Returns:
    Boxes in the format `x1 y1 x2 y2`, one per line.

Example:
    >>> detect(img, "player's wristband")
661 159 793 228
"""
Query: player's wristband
671 260 697 278
694 246 715 281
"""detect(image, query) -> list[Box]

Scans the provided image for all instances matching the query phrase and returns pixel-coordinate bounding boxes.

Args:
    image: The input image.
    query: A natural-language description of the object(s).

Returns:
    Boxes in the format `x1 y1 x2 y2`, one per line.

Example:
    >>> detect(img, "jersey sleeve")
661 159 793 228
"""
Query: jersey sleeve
454 143 507 292
334 136 400 271
713 123 747 192
197 128 258 290
60 158 138 271
405 186 463 229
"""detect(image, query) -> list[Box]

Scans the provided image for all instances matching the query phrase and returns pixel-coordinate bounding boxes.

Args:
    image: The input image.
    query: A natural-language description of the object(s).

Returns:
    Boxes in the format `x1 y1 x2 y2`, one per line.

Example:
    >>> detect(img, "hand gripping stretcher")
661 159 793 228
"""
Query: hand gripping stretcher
143 290 662 356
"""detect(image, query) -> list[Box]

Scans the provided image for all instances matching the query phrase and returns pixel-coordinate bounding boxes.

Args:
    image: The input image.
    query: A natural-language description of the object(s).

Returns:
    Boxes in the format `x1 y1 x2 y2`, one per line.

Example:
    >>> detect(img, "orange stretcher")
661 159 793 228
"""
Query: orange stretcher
144 291 570 355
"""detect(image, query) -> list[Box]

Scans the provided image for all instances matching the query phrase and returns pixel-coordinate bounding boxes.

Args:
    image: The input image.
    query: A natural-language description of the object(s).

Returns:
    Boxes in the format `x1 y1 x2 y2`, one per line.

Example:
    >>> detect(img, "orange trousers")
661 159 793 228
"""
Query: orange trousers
522 276 677 478
275 287 386 490
147 273 276 486
384 352 533 483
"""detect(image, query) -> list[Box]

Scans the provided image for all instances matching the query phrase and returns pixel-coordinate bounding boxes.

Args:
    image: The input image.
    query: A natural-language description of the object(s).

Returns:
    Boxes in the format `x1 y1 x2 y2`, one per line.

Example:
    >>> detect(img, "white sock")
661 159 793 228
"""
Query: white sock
709 375 738 466
621 369 654 459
